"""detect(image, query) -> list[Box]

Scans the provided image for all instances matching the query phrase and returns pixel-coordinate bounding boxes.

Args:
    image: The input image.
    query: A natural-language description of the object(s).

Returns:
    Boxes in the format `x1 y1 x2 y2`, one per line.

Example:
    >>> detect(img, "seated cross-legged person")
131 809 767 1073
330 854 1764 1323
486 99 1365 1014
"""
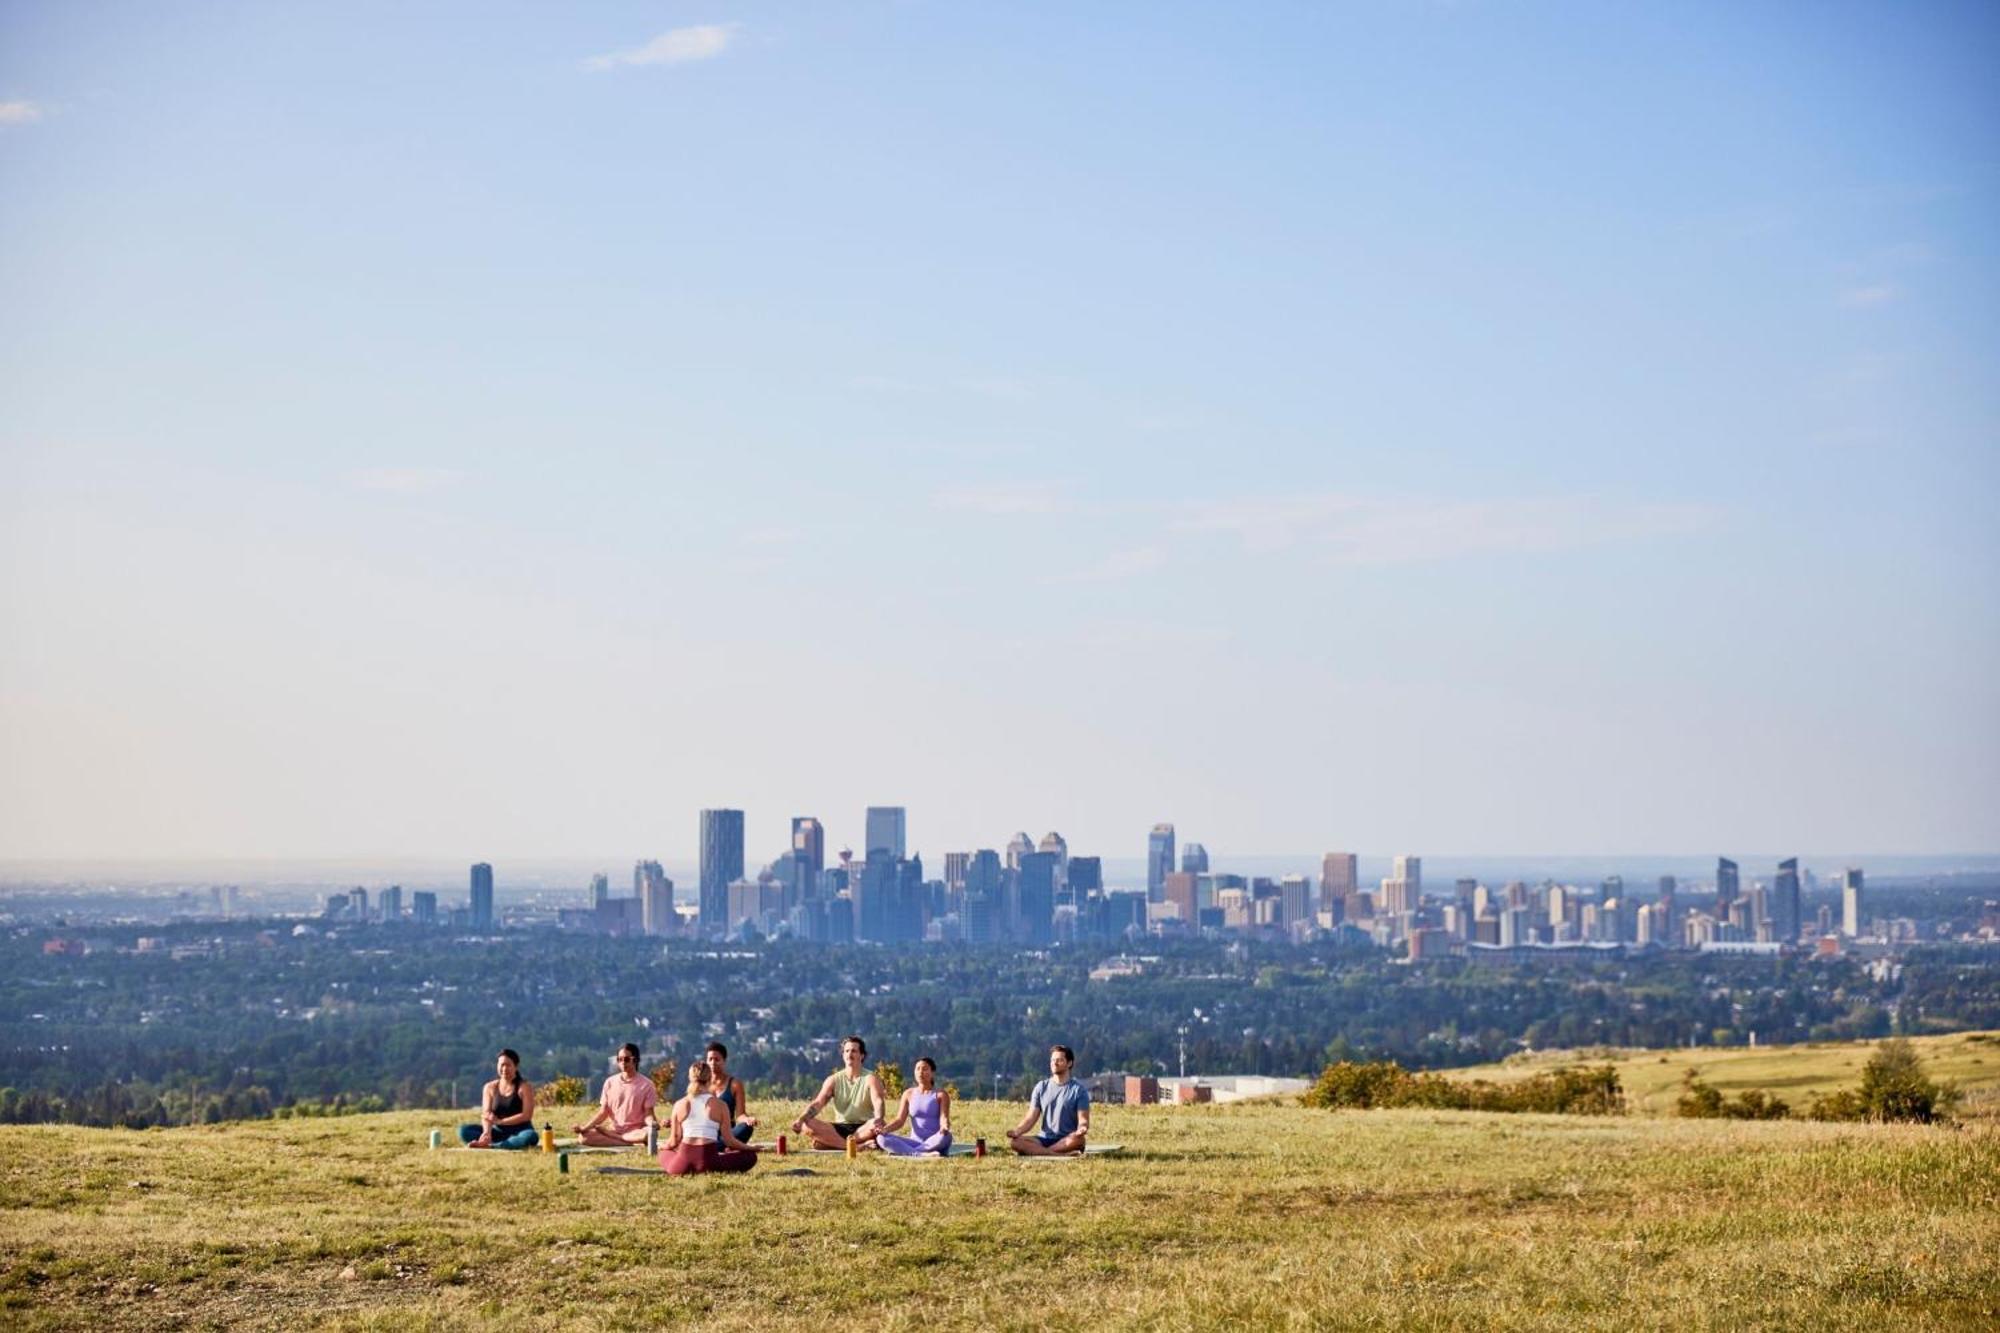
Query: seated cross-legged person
660 1062 757 1175
1006 1044 1091 1156
572 1043 660 1148
703 1042 757 1146
457 1049 540 1149
878 1056 954 1157
790 1035 886 1150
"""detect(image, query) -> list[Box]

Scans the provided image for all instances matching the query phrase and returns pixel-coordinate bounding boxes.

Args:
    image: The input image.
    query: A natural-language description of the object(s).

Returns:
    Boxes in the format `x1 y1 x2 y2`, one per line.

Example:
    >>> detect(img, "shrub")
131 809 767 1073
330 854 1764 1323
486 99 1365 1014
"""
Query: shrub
1676 1070 1787 1119
874 1062 905 1100
538 1075 586 1106
1808 1038 1960 1123
647 1061 678 1100
1301 1060 1623 1116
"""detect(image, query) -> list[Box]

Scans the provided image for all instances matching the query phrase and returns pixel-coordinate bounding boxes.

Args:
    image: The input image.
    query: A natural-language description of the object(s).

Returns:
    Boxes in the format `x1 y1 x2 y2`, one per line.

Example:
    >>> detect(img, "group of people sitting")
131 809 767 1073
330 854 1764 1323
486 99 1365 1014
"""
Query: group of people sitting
457 1036 1093 1173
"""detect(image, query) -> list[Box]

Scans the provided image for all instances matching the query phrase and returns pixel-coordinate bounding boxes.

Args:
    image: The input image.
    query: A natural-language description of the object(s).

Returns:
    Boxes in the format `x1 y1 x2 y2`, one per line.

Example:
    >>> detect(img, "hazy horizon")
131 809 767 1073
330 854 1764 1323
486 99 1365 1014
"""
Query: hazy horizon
4 4 1996 861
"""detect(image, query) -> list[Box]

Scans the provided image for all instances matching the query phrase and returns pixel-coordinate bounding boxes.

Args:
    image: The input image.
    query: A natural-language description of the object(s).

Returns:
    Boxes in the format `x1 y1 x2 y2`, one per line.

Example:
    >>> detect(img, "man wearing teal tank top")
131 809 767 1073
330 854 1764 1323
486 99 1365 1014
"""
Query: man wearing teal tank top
791 1035 887 1150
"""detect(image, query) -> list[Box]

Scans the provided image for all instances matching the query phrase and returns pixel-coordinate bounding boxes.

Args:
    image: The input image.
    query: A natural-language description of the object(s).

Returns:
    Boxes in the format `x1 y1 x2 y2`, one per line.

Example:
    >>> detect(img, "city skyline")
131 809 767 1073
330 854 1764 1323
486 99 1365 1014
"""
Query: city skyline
2 4 1996 861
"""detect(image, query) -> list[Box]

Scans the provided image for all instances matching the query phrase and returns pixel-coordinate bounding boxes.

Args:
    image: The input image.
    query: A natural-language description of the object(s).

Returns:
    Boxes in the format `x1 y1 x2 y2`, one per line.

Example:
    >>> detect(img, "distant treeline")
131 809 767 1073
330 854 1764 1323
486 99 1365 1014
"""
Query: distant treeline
1301 1061 1626 1115
2 923 1994 1127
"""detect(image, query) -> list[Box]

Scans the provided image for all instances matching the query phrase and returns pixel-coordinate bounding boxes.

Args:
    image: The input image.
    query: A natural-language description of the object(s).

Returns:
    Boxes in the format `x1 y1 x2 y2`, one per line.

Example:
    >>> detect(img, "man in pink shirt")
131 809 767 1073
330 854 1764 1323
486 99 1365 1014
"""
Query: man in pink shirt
573 1043 660 1147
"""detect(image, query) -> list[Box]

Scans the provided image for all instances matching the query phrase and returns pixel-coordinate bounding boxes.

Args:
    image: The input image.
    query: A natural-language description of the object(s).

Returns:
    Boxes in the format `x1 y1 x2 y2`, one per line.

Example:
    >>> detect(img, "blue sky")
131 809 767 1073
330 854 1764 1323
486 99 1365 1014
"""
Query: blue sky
1 2 1995 864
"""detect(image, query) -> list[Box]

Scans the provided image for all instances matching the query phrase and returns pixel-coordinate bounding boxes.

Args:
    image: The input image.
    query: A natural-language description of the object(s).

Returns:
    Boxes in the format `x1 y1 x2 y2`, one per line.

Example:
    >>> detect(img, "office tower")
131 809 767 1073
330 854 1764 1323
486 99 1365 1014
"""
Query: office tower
469 863 494 931
1392 855 1422 901
699 810 745 935
1657 876 1677 932
1716 858 1740 910
1380 875 1416 916
1454 878 1477 909
964 849 1004 944
1148 824 1177 903
350 887 369 921
411 890 437 925
1164 871 1199 925
1841 868 1864 938
1006 831 1034 870
1016 851 1057 945
1321 852 1359 918
855 848 896 942
638 861 674 937
1547 885 1570 933
1280 875 1311 931
1067 856 1103 897
943 852 970 895
589 873 610 911
792 817 826 879
865 806 906 860
379 886 402 922
1181 843 1210 874
1773 858 1801 943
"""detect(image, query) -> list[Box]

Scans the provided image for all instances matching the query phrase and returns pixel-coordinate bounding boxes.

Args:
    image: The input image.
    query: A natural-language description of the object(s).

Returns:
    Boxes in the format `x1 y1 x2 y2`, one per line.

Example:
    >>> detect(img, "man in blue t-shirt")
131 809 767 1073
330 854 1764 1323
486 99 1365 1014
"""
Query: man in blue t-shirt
1007 1044 1091 1156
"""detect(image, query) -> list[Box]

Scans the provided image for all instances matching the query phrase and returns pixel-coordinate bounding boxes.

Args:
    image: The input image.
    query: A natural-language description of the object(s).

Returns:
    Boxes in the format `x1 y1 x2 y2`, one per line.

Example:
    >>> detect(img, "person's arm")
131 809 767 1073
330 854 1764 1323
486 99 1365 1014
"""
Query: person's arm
1007 1086 1042 1137
713 1100 748 1150
793 1074 837 1129
866 1075 889 1128
665 1101 687 1150
733 1077 753 1123
937 1091 952 1135
880 1088 913 1136
1073 1101 1090 1140
479 1081 498 1128
575 1086 612 1134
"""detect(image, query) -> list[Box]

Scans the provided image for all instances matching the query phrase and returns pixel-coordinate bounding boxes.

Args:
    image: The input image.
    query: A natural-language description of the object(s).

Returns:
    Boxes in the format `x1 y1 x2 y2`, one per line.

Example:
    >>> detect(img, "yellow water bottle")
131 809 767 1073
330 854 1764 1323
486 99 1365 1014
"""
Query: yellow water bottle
540 1122 554 1153
845 1133 858 1160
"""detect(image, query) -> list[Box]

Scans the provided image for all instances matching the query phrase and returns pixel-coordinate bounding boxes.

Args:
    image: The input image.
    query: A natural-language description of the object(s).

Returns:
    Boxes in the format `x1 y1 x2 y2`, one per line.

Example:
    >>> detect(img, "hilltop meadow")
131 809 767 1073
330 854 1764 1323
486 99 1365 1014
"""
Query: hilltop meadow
3 1066 1997 1331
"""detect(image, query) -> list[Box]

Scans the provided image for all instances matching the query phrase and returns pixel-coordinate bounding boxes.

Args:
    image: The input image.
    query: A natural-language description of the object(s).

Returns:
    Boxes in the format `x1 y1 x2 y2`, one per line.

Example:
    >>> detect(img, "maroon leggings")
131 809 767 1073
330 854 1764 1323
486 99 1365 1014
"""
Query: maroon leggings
660 1141 757 1175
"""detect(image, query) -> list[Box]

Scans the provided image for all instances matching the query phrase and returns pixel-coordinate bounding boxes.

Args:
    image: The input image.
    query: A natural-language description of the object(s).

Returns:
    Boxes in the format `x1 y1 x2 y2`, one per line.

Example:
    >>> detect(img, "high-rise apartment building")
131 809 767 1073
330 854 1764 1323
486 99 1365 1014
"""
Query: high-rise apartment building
411 890 437 926
865 807 906 860
1772 858 1801 943
1841 868 1864 938
1321 852 1359 917
469 863 494 931
589 873 610 911
379 886 402 922
699 809 745 934
1148 824 1177 903
1716 858 1740 910
636 860 674 936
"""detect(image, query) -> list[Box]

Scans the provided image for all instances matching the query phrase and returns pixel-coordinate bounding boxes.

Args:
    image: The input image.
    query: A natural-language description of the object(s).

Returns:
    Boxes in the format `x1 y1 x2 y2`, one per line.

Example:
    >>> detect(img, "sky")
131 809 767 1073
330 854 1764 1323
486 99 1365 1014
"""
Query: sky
1 2 1996 867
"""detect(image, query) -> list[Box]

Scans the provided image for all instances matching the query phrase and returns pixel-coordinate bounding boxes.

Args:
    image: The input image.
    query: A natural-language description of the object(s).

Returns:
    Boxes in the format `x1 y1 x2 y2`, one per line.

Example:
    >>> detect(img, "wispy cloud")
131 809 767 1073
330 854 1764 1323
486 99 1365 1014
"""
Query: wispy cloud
931 481 1073 516
0 100 43 127
1050 546 1168 584
1175 494 1717 566
582 24 737 72
1838 283 1902 309
349 467 464 495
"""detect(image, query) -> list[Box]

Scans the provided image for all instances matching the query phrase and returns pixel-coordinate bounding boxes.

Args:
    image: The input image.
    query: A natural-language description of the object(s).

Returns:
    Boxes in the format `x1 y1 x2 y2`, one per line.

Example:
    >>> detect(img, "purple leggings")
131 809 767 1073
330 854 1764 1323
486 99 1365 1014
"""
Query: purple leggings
879 1130 954 1156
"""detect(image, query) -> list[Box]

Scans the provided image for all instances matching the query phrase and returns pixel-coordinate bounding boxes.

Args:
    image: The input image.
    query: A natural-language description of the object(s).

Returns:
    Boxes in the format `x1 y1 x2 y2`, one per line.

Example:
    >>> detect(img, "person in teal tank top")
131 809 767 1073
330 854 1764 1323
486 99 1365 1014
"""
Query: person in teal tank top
791 1035 887 1150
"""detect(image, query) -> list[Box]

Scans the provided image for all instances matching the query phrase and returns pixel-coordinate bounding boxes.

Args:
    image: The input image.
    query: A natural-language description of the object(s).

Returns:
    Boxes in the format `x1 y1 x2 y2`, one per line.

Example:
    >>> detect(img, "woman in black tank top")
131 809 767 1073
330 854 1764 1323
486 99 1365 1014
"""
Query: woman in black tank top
458 1049 539 1149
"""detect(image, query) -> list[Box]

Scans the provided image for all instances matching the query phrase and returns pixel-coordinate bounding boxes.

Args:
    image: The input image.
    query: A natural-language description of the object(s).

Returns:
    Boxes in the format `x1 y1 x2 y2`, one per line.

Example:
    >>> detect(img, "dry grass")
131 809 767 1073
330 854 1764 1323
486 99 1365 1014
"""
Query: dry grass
2 1091 1997 1330
1454 1030 2000 1119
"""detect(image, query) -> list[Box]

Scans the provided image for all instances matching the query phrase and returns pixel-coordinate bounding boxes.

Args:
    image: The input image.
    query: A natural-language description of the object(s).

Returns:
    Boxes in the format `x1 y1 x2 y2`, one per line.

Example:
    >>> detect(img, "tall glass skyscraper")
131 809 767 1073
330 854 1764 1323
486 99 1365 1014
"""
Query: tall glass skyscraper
865 806 906 860
1772 858 1801 943
469 862 494 931
699 809 744 935
1147 824 1176 903
1716 857 1740 910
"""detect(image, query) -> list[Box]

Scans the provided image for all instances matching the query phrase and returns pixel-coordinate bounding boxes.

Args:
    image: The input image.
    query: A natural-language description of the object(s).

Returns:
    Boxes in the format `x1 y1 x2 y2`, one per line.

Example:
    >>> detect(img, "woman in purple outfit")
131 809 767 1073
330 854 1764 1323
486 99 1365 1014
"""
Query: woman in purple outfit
878 1056 954 1157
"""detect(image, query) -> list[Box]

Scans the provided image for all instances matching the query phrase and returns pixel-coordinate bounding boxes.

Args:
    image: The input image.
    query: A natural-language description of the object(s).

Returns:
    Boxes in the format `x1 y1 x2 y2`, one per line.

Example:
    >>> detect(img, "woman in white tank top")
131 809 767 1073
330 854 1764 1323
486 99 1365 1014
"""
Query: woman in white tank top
662 1062 757 1175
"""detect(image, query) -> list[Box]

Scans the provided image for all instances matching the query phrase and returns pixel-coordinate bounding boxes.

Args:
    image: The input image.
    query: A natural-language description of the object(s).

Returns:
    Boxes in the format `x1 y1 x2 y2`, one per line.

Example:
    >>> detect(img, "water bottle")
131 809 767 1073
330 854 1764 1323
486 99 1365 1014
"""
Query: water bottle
428 1129 442 1150
557 1151 569 1174
539 1122 555 1153
646 1122 659 1155
975 1137 986 1158
776 1133 788 1156
845 1133 858 1159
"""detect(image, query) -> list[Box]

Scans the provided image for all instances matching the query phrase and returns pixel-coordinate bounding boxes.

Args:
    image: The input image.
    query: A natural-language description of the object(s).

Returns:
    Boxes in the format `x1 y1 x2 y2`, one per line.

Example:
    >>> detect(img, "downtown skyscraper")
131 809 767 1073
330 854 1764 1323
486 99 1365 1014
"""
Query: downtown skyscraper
699 809 744 935
1148 824 1176 903
865 806 906 860
469 862 494 931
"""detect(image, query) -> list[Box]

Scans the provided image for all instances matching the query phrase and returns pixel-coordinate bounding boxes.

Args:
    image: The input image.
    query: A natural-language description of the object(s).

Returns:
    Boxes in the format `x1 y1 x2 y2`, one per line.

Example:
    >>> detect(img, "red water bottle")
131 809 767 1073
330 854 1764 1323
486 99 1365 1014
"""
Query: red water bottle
776 1134 788 1156
975 1137 986 1158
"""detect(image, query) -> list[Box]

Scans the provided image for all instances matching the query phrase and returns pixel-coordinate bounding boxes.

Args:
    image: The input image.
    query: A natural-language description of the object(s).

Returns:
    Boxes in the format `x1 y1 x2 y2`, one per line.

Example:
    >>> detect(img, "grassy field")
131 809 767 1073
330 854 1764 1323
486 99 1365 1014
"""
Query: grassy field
1450 1030 2000 1119
2 1092 1997 1330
